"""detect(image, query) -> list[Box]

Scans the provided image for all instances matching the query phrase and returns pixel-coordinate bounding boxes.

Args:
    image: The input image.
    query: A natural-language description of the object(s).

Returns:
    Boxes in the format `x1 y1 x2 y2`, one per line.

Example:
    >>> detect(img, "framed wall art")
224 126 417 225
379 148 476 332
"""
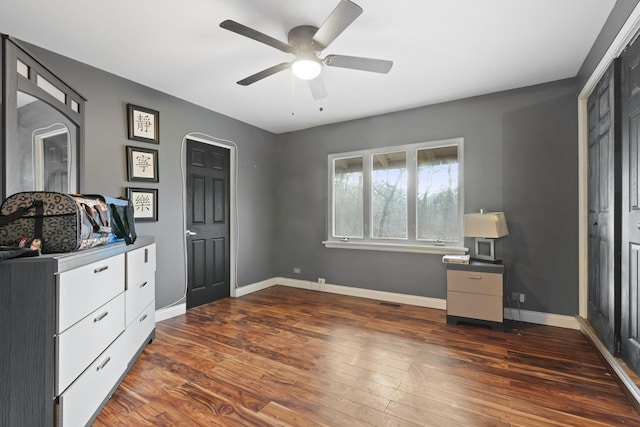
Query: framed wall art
126 145 159 182
127 187 158 222
127 104 159 143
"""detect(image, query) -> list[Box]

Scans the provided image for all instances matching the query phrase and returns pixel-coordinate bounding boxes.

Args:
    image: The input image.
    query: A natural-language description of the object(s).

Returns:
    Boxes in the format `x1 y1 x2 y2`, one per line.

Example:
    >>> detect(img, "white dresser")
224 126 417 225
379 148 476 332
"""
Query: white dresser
0 236 156 427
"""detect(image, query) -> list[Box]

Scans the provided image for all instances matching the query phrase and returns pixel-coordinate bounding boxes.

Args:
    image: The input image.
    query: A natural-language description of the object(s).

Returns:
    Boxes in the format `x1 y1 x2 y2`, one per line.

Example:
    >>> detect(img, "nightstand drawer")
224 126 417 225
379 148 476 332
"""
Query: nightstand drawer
447 291 503 322
447 270 502 296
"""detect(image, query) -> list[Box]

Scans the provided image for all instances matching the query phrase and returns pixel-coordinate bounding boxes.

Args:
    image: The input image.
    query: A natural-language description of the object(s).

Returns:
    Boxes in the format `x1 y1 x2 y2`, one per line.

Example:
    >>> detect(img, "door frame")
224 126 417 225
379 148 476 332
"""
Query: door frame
32 123 70 191
181 132 237 298
578 4 640 317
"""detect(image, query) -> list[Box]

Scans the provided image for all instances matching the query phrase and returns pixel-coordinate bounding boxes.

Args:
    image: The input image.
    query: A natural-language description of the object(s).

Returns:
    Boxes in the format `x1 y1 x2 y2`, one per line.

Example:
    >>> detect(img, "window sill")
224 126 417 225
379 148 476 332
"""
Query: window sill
322 240 468 255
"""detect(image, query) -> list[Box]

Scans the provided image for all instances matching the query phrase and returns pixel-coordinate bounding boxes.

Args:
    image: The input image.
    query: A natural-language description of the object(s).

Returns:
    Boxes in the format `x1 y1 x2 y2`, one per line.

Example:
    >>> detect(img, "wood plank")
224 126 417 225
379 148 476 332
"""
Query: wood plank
94 286 640 426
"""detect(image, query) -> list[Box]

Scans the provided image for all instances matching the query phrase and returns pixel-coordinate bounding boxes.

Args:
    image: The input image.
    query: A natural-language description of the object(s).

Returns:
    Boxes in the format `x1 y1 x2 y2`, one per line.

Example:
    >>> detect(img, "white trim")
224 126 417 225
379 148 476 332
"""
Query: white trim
577 4 640 318
577 316 640 411
234 276 578 329
327 137 464 249
578 98 589 318
504 307 579 330
275 277 447 309
322 240 468 255
155 303 186 322
32 123 72 192
234 278 278 297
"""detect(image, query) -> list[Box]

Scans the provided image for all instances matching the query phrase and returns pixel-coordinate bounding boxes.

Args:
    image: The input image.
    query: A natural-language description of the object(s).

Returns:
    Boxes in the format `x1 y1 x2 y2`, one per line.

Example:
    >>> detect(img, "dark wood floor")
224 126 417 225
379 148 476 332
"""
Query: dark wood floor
94 286 640 426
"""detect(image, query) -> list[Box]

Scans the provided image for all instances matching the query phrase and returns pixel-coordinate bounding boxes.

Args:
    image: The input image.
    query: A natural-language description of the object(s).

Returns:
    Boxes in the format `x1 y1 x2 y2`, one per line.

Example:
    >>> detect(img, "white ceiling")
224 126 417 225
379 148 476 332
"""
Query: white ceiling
0 0 616 134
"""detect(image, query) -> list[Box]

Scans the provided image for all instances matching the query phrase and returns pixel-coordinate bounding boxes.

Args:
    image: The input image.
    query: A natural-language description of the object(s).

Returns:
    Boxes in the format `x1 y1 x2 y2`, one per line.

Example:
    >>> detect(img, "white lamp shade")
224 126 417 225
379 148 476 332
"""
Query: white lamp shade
291 58 322 80
464 212 509 238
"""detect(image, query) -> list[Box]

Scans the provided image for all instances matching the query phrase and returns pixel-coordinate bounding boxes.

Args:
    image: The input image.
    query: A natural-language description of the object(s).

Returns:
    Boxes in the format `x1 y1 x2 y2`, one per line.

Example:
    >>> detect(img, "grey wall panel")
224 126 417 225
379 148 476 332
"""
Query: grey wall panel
275 79 578 314
501 89 578 315
577 0 640 93
21 43 278 309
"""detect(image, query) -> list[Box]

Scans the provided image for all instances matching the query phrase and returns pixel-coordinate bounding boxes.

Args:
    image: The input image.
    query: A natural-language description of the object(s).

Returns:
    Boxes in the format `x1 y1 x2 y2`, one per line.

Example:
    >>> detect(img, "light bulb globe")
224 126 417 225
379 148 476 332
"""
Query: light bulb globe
291 58 322 80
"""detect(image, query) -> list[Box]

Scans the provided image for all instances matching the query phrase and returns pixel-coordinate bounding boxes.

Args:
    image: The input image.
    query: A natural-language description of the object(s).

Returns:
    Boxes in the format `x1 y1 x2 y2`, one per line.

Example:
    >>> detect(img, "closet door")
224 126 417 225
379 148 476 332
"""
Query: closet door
588 59 621 356
621 37 640 372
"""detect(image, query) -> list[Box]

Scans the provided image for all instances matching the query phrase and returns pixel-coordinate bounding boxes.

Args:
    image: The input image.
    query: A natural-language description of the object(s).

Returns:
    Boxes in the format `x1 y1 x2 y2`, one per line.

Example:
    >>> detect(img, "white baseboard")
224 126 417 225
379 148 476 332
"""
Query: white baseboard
235 278 278 297
275 277 447 309
184 276 580 331
504 307 579 330
155 303 186 322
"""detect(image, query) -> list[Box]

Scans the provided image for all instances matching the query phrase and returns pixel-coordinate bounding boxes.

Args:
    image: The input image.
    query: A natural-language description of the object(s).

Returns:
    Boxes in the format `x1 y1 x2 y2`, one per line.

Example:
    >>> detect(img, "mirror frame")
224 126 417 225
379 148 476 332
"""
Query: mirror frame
1 34 86 200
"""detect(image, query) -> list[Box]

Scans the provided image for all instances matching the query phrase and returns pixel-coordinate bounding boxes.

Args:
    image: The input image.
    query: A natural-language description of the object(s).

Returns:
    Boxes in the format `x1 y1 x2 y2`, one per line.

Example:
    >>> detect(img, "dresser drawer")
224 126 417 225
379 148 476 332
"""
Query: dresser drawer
57 336 128 427
447 270 502 296
57 253 125 333
120 300 156 363
126 273 155 326
56 293 125 395
126 244 156 290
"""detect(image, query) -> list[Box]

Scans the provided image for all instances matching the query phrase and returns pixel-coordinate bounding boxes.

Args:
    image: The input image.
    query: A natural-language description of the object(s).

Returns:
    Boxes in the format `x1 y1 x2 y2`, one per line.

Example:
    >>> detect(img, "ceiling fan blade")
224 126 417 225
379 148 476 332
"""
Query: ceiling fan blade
324 54 393 74
308 75 328 100
312 0 363 49
237 63 291 86
220 20 293 54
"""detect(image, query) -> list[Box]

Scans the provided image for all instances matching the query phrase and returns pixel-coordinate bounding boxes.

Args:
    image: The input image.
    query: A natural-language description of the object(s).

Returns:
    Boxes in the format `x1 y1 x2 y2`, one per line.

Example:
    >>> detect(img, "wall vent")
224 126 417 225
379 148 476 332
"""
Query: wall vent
379 302 401 308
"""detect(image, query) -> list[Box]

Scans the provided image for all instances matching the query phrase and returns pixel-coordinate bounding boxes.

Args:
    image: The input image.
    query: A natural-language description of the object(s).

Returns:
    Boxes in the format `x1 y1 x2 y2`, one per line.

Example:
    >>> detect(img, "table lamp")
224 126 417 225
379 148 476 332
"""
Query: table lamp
464 210 509 262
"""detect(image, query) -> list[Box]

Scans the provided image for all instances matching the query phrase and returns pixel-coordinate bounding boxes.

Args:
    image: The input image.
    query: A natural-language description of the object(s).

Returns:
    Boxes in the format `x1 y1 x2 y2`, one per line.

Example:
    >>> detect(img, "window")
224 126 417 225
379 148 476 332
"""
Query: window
327 138 464 253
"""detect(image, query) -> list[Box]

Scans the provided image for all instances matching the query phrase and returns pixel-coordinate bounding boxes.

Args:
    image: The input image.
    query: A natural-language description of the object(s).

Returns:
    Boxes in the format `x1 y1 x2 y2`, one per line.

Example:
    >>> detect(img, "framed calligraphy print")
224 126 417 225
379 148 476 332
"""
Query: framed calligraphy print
127 187 158 221
126 145 159 182
127 104 159 143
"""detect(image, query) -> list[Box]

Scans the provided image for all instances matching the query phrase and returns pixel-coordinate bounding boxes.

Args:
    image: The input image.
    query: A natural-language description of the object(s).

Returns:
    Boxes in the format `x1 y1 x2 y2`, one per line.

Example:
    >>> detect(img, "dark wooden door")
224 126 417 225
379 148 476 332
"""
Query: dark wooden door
621 37 640 371
588 59 621 356
43 134 68 192
186 139 230 309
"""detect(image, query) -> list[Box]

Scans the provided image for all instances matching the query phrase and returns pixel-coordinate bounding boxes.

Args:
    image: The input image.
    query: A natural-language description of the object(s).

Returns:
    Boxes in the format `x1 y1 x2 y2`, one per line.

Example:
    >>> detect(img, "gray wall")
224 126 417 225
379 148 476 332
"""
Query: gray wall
275 79 578 315
22 43 279 309
5 37 587 316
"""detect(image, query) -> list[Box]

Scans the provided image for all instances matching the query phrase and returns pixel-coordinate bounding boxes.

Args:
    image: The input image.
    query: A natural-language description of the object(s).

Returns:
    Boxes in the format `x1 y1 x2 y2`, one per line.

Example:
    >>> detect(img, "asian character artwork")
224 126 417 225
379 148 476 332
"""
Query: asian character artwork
127 188 158 221
126 146 158 182
127 104 159 143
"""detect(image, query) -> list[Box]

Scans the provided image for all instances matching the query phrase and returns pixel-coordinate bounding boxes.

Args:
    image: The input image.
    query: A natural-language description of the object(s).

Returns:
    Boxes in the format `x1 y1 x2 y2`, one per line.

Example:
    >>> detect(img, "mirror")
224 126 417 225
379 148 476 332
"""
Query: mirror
6 91 76 195
2 36 85 200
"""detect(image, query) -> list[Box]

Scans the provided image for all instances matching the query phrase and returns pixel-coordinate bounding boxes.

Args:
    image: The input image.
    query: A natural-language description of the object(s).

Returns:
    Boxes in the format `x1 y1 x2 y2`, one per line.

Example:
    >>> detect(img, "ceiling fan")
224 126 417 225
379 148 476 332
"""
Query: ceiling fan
220 0 393 100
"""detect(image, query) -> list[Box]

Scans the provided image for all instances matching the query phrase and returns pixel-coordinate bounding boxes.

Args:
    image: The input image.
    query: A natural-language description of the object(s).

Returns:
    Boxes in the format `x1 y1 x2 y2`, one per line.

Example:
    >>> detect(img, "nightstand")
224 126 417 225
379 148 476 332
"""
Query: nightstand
446 261 504 330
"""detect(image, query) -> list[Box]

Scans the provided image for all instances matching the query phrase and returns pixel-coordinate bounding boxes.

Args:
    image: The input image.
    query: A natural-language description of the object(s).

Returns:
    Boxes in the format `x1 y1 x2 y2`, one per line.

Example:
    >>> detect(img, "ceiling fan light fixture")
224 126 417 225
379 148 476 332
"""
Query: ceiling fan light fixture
291 57 322 80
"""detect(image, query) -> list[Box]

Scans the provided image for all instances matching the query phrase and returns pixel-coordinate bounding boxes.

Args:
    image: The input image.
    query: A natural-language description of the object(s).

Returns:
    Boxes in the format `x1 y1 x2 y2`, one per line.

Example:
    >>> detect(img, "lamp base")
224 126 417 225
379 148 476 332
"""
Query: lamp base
473 237 496 261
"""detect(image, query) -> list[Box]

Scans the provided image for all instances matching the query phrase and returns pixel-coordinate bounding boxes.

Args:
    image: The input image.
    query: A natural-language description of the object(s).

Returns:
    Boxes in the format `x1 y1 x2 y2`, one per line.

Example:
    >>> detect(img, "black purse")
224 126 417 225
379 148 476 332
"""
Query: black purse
0 246 39 260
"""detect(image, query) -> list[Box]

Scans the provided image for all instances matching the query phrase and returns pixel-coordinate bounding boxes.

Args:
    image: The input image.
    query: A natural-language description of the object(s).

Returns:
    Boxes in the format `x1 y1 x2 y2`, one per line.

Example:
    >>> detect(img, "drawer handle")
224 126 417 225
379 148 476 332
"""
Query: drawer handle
96 357 111 371
467 275 482 280
140 314 148 322
94 265 109 274
94 311 109 322
139 281 148 288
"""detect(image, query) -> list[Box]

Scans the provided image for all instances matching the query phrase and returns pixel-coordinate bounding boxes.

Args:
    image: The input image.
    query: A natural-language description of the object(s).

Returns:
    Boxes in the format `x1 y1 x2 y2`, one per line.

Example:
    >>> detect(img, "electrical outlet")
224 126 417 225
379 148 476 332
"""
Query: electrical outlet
512 292 526 303
293 267 301 274
318 278 326 284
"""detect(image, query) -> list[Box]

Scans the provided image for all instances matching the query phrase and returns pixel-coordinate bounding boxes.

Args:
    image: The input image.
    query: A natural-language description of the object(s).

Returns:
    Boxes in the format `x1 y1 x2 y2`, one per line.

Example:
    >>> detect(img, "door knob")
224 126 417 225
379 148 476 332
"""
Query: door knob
185 230 197 236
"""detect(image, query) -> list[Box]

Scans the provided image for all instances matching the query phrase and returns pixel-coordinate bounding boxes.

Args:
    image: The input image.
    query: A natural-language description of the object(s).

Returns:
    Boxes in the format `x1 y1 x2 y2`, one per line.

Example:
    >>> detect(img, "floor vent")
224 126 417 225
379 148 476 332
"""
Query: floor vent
379 302 401 308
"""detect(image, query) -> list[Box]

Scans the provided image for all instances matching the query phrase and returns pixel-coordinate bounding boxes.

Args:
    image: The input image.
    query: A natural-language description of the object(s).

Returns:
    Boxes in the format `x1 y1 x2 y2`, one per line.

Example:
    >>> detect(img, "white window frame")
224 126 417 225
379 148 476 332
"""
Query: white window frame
324 137 467 254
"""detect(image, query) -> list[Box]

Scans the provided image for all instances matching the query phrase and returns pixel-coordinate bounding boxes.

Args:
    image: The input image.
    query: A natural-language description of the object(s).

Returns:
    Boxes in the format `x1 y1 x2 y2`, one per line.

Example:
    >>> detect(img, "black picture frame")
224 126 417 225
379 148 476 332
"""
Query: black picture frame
127 104 159 143
126 145 159 182
127 187 158 222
